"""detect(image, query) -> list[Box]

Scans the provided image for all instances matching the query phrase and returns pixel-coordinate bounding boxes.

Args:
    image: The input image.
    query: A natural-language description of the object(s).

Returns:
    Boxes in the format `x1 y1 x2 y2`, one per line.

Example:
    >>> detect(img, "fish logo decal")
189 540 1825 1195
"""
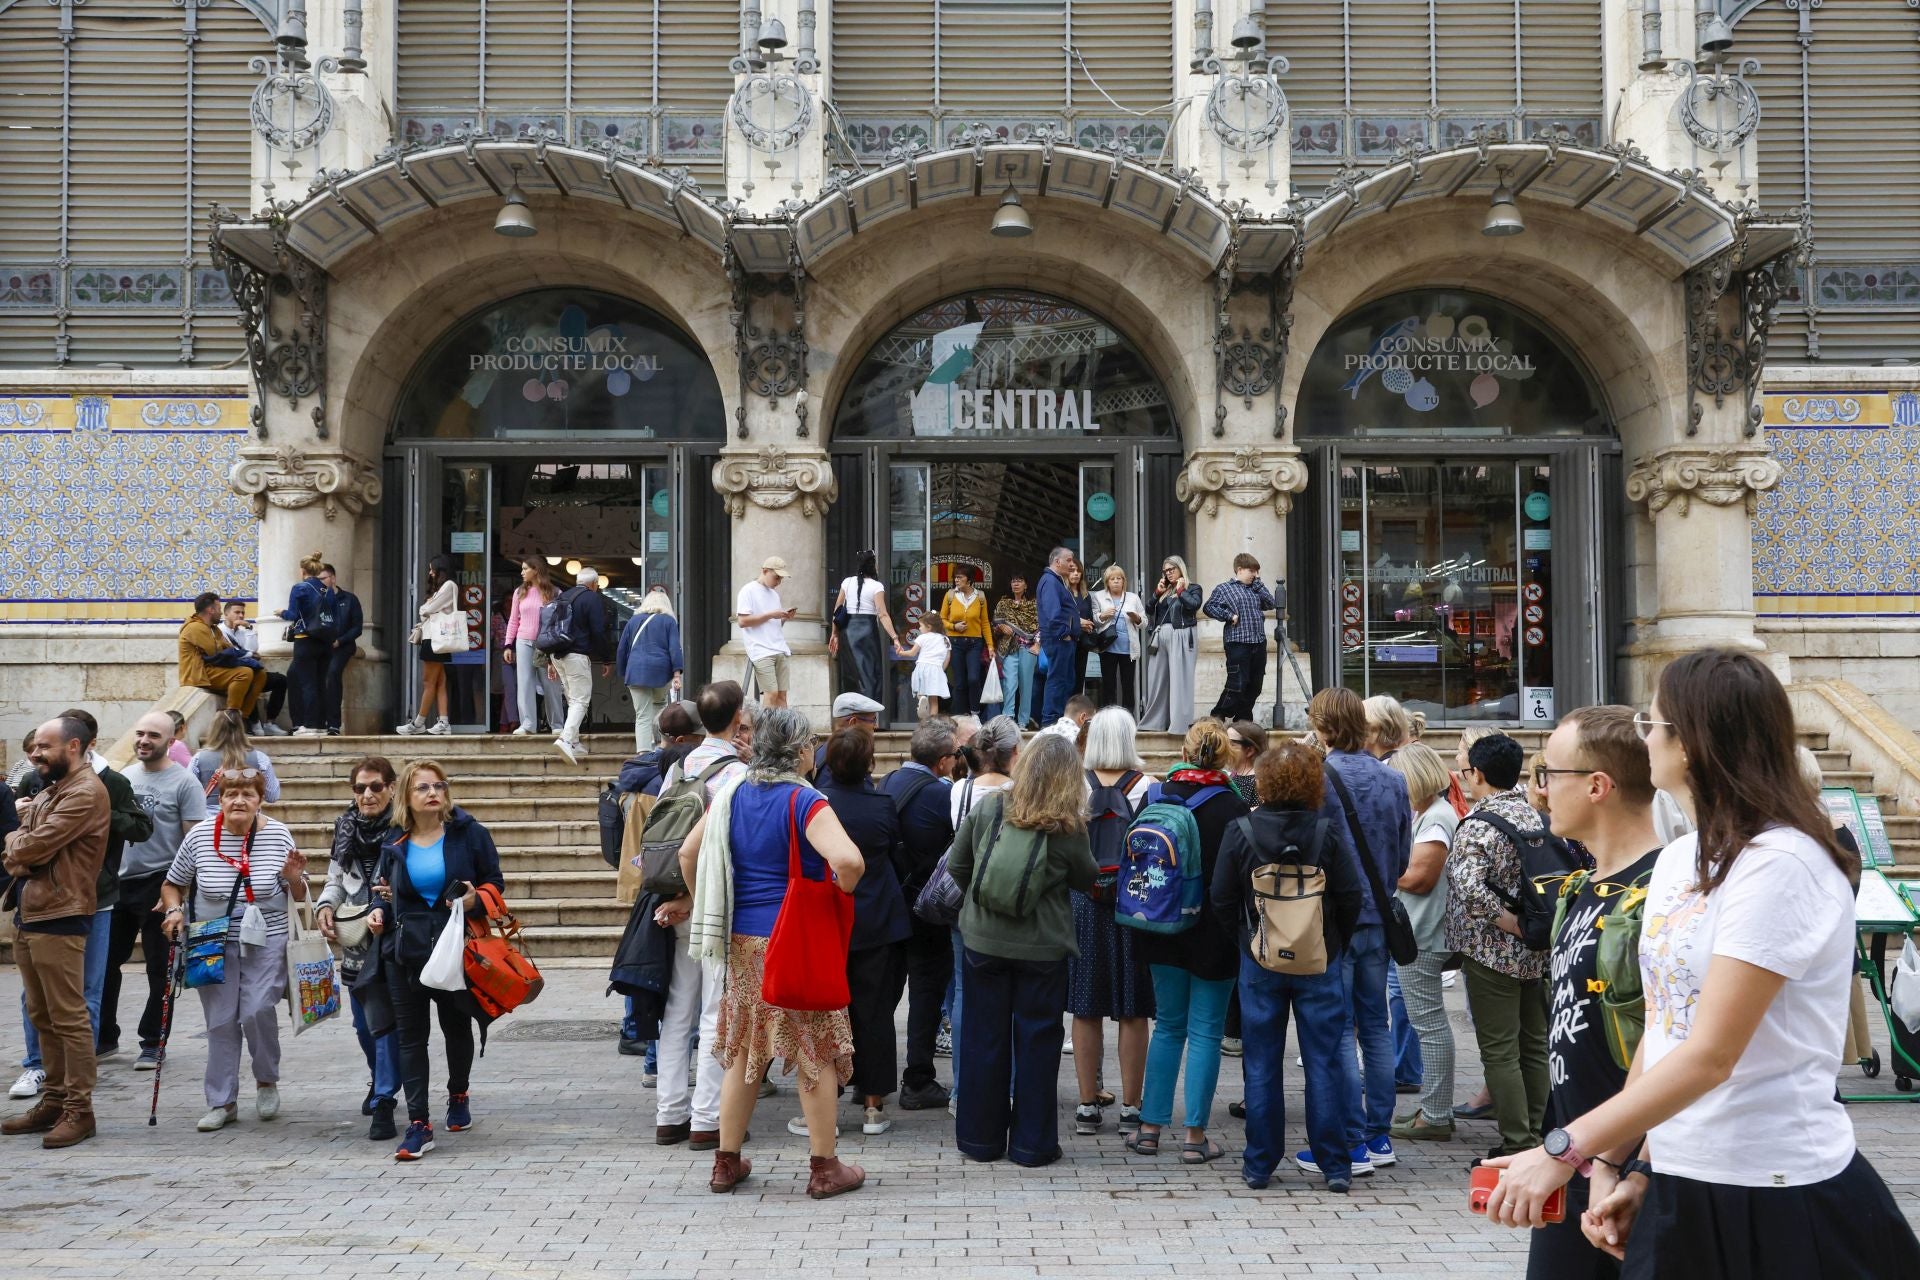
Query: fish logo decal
1340 315 1421 398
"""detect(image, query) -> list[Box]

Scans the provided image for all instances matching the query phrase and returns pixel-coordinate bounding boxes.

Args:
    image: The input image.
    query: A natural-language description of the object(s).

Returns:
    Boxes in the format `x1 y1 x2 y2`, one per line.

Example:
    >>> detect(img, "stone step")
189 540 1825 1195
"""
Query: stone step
282 819 599 850
275 796 598 825
276 773 618 801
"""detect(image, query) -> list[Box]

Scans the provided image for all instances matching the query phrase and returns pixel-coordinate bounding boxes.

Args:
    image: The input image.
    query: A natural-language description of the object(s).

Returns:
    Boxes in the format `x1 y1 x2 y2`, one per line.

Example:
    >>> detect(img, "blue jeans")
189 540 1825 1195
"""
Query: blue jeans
1000 646 1038 725
1387 960 1423 1086
1238 953 1353 1184
349 987 399 1102
1039 638 1079 725
20 908 111 1069
954 948 1066 1165
949 929 965 1099
1140 964 1234 1130
1340 924 1396 1145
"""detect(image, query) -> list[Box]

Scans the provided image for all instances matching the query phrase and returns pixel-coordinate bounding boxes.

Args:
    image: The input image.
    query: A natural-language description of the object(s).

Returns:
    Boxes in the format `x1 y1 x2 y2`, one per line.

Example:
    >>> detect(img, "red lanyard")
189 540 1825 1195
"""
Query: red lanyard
212 814 257 904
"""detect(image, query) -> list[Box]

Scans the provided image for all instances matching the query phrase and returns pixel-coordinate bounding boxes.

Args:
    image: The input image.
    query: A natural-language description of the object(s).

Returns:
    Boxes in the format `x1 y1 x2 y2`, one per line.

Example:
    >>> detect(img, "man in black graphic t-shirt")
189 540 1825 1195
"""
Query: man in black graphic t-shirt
1525 706 1663 1280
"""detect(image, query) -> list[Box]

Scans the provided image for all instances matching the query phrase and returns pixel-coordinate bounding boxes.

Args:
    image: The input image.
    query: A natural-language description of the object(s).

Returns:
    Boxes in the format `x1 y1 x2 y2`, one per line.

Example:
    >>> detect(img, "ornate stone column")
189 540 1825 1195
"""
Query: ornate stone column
1623 441 1783 701
1176 444 1310 722
710 436 837 721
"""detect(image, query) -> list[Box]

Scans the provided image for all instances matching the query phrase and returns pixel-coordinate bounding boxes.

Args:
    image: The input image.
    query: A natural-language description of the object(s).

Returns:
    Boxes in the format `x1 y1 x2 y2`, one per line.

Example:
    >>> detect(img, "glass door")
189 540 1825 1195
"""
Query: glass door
440 462 493 733
1336 460 1546 724
887 462 931 723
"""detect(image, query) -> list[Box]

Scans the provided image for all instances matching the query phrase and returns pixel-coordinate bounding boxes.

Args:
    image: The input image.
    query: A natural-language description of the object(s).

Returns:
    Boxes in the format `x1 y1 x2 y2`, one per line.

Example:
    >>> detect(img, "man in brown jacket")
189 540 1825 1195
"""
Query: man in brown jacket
3 716 111 1147
180 591 266 715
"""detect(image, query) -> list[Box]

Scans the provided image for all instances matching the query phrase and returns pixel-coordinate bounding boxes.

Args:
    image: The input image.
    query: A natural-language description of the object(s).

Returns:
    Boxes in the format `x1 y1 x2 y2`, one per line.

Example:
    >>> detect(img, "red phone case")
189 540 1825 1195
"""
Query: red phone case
1468 1165 1566 1223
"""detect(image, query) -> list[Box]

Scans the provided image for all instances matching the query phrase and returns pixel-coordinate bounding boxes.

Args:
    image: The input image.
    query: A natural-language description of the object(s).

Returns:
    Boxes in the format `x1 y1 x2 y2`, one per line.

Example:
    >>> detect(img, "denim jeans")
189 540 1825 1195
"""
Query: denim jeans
948 928 965 1100
999 645 1037 725
349 987 400 1103
1238 953 1353 1185
321 641 356 732
1039 638 1080 725
954 948 1067 1165
1388 960 1424 1086
1140 964 1234 1130
19 907 110 1068
1340 924 1396 1145
289 636 331 730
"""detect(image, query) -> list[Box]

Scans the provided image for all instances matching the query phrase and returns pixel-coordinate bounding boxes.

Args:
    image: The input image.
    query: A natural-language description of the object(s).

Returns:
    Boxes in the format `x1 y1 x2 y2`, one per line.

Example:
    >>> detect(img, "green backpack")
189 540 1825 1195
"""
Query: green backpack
1550 867 1654 1072
970 794 1052 918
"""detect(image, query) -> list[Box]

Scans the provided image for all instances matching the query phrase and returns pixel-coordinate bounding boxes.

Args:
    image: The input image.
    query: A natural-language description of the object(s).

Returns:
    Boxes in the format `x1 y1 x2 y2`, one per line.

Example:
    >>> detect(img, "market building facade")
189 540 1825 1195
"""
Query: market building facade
1 0 1915 736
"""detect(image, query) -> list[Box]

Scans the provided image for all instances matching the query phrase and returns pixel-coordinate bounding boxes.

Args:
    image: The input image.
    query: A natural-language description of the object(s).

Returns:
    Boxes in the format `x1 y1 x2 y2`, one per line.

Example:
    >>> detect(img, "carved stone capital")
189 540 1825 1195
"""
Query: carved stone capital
228 445 382 520
1624 444 1782 517
712 445 837 519
1174 446 1309 517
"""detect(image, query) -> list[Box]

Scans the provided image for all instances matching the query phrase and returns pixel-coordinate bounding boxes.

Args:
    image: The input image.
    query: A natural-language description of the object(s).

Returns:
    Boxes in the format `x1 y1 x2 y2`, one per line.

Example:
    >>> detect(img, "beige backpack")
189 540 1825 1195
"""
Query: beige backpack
1237 815 1331 975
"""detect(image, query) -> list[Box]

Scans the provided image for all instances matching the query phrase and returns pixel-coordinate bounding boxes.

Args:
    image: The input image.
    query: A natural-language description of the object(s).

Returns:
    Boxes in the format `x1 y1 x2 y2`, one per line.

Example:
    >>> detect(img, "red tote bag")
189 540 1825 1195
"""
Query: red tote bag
760 789 855 1011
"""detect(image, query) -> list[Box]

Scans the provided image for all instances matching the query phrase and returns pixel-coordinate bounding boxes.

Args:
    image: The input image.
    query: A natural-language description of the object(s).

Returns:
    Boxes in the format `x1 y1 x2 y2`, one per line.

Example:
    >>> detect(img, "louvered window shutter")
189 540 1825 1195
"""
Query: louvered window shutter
939 0 1069 112
1070 0 1174 112
1517 0 1601 112
397 0 482 114
573 1 657 110
1805 4 1920 266
484 0 567 112
189 4 262 362
1435 2 1517 112
831 0 937 111
0 1 64 366
658 0 736 186
1267 3 1346 191
1347 0 1429 112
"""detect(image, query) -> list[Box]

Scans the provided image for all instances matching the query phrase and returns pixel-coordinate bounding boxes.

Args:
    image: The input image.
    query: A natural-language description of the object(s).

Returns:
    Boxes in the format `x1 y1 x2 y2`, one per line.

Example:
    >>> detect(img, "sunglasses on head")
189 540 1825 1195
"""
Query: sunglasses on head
222 768 263 783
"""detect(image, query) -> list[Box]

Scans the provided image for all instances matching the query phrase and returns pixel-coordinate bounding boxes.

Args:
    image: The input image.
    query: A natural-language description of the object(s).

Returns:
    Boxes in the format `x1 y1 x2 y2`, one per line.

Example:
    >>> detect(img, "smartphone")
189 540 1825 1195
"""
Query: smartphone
1469 1165 1565 1223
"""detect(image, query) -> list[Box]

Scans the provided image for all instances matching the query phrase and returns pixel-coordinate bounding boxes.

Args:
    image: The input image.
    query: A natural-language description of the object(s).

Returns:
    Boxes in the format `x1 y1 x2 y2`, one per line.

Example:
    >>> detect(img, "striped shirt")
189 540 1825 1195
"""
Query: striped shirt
166 815 299 938
1202 578 1278 646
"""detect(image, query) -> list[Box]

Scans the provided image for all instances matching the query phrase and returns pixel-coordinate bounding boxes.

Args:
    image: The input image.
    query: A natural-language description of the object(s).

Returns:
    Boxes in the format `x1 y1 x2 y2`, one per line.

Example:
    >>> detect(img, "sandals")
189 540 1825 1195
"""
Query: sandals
1181 1139 1225 1165
1124 1129 1161 1156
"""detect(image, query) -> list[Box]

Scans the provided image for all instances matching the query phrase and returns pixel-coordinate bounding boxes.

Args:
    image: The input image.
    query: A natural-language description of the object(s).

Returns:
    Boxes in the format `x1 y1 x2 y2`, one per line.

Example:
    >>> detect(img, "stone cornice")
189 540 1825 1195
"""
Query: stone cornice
1625 444 1782 517
712 444 837 519
1174 445 1309 517
227 445 381 520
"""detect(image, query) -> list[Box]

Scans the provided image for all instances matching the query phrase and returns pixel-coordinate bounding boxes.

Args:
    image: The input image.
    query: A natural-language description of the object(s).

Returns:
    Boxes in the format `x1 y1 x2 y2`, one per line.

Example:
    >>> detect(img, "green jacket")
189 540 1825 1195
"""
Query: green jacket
948 791 1097 962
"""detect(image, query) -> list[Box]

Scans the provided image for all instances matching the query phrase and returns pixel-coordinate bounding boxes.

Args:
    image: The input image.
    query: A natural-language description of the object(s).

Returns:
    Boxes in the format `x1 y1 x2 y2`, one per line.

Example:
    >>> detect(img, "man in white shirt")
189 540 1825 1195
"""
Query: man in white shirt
219 602 287 736
736 557 797 709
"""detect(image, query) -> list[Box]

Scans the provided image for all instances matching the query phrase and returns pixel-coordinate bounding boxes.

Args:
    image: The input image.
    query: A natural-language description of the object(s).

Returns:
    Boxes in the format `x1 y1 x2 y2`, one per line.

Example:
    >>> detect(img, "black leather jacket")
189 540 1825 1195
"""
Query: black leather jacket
1147 583 1203 630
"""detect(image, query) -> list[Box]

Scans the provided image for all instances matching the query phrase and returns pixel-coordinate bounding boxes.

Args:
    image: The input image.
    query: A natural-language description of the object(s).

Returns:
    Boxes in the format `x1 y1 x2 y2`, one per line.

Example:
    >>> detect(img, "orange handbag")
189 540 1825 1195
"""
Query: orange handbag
463 884 545 1019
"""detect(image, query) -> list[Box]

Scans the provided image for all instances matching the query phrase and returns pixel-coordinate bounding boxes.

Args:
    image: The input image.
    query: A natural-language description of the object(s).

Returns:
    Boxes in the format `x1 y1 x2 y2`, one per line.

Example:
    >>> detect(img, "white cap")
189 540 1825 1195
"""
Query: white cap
832 692 886 718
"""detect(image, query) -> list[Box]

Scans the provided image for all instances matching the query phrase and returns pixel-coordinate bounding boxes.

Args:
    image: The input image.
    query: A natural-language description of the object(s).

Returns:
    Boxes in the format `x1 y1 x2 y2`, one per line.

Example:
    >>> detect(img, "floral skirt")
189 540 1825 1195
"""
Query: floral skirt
713 933 853 1091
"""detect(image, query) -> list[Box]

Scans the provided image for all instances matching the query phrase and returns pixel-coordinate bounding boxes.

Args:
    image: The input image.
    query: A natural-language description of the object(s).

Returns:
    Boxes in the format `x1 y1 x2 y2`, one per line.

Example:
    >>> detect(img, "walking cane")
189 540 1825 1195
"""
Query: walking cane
148 935 185 1126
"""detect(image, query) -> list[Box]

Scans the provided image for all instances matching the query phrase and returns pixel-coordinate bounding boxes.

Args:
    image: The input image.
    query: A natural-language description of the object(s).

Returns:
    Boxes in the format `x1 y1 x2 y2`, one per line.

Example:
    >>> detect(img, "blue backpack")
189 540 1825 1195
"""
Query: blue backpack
1114 783 1230 934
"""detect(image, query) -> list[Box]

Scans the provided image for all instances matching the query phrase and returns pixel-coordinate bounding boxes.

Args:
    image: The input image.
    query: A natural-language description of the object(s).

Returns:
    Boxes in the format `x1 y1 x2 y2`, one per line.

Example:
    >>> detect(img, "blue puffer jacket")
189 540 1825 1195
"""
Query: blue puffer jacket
616 610 685 688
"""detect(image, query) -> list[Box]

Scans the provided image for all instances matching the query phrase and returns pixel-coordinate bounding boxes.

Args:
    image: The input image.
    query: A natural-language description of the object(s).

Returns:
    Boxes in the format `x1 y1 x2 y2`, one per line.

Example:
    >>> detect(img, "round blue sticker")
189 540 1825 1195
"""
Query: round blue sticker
1086 492 1116 522
1524 491 1550 523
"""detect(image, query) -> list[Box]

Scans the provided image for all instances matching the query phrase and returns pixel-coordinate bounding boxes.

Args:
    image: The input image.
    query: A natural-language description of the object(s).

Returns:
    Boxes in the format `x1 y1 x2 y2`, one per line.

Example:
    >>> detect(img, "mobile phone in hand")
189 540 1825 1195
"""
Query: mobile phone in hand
1469 1165 1565 1223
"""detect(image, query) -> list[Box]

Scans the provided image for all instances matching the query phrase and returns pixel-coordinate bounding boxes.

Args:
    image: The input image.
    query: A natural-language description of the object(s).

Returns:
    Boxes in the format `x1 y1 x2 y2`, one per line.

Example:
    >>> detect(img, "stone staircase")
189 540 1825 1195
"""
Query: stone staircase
260 727 1919 962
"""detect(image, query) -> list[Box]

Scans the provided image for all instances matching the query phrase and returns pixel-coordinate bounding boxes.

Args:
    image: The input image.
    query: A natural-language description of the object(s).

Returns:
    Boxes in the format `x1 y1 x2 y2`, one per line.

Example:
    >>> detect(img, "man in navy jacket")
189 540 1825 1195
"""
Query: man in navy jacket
1036 547 1085 725
319 564 363 736
880 718 959 1110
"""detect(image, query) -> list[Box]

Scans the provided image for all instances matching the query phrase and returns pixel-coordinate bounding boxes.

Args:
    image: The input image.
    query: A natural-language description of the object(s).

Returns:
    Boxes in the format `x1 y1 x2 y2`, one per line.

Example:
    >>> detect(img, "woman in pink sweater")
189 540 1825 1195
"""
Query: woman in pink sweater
502 557 565 736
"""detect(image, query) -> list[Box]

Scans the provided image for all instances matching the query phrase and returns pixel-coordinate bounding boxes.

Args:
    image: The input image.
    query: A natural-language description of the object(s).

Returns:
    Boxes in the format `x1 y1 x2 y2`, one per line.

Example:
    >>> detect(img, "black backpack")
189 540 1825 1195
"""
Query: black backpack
534 587 585 655
1461 809 1580 951
1085 768 1142 903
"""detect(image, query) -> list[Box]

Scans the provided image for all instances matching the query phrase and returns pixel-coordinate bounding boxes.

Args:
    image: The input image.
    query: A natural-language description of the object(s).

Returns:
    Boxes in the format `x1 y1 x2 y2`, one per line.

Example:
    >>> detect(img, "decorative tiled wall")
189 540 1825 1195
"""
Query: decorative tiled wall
0 394 257 622
1752 390 1920 617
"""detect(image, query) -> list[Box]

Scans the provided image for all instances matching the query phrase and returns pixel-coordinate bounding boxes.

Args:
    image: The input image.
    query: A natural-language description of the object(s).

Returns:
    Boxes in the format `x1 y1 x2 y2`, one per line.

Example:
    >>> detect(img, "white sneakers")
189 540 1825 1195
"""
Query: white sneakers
255 1084 280 1120
426 717 451 736
197 1105 237 1132
8 1068 44 1099
395 716 426 735
555 738 586 764
291 727 327 738
510 724 534 736
787 1114 840 1138
863 1106 893 1136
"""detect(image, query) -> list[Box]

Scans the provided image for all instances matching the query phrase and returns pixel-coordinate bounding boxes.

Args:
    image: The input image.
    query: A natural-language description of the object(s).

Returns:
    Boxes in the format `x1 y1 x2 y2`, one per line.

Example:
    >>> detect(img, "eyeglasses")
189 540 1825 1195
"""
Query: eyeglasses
351 781 389 796
1631 712 1673 741
412 781 450 795
1531 763 1596 790
221 768 263 783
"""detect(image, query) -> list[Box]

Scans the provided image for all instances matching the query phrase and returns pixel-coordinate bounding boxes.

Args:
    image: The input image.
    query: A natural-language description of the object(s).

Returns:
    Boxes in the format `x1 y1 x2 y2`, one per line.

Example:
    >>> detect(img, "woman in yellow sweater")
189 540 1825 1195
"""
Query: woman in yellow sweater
939 569 995 716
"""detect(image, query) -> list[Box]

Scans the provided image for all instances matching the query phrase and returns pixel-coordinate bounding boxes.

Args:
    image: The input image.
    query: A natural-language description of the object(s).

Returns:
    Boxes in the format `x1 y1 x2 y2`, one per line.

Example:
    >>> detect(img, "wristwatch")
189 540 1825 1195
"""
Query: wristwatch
1543 1128 1592 1177
1623 1158 1655 1181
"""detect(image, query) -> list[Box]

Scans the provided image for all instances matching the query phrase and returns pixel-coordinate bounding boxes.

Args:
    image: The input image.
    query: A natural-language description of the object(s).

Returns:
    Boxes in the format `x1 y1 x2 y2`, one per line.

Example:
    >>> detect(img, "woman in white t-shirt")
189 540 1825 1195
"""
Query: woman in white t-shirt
1386 742 1459 1142
1485 648 1919 1278
829 550 900 714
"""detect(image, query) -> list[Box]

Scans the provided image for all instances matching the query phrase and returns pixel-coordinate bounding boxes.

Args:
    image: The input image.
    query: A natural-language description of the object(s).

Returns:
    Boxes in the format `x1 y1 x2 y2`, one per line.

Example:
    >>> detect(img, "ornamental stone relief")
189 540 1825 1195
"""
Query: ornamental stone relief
712 445 837 519
1625 445 1783 518
228 445 382 520
1174 446 1309 517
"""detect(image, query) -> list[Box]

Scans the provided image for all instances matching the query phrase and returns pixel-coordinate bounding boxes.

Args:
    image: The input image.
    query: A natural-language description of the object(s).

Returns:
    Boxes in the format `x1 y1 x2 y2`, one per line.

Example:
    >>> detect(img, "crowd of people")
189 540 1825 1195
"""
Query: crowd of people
8 568 1918 1275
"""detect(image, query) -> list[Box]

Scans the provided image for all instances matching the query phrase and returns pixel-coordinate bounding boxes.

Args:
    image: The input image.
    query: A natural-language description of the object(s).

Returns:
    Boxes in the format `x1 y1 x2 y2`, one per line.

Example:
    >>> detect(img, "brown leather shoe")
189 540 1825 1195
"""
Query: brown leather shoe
2 1100 61 1136
709 1150 752 1193
688 1129 719 1151
42 1107 95 1149
806 1155 866 1199
656 1122 691 1145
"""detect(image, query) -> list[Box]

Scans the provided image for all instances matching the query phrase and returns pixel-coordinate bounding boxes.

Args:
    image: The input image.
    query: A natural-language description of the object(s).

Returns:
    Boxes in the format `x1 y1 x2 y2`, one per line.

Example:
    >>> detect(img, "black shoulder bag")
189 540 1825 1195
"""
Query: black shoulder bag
1325 768 1419 965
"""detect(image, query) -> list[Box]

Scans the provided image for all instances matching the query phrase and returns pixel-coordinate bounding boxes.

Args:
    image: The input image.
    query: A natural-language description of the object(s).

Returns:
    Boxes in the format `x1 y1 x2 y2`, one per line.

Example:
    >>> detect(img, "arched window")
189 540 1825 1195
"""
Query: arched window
1297 289 1608 438
833 290 1175 440
0 0 270 368
392 289 725 441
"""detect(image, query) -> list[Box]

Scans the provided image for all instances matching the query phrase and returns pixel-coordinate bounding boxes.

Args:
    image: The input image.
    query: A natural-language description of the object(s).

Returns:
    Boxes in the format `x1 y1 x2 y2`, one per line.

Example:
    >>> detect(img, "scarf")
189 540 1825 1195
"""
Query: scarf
688 769 811 965
1168 764 1232 787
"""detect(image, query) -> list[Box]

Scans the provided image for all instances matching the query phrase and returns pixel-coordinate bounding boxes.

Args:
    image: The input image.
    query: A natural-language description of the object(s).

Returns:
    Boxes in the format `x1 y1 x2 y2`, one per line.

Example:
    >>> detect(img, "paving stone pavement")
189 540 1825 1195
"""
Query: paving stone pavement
0 965 1915 1280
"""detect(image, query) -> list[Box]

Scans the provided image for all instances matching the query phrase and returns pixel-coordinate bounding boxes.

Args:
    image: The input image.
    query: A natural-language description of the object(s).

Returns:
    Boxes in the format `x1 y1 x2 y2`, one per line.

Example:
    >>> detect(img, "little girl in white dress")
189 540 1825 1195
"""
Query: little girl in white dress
896 614 951 718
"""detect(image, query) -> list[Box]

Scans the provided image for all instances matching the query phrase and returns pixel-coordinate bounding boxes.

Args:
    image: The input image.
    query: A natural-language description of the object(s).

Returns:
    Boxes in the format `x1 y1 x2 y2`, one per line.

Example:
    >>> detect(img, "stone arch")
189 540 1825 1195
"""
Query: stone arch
805 198 1213 452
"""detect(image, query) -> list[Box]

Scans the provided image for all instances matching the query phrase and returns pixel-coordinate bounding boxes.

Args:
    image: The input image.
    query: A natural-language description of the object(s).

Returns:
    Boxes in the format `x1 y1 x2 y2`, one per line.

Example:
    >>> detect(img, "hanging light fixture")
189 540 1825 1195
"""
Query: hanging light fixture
494 165 537 238
1482 166 1525 237
990 184 1031 237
